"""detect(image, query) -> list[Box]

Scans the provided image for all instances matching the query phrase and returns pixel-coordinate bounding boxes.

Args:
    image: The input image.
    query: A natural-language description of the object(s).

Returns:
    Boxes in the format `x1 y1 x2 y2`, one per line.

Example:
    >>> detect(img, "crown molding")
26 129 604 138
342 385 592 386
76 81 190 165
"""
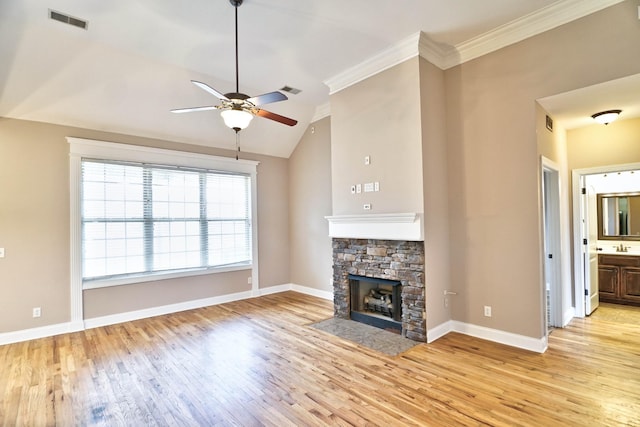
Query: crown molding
322 0 624 93
323 32 422 95
444 0 625 69
311 102 331 122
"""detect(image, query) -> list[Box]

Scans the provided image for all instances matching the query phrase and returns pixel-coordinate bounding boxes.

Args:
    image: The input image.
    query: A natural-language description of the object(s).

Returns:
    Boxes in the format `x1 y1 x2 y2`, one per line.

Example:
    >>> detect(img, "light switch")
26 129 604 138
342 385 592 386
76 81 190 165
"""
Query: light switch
0 248 4 258
364 156 370 165
350 185 356 194
364 182 374 192
356 184 362 194
374 182 380 192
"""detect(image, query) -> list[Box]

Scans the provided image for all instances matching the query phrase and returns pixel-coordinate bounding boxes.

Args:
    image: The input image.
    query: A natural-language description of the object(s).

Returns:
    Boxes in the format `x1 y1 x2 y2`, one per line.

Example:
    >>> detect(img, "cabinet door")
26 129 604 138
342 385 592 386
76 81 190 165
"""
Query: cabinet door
621 267 640 304
598 265 618 299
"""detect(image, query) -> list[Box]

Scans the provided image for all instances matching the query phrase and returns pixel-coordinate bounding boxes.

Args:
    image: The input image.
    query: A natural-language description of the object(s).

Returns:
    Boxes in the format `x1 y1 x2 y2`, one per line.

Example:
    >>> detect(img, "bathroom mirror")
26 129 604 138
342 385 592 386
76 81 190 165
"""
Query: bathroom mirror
597 192 640 240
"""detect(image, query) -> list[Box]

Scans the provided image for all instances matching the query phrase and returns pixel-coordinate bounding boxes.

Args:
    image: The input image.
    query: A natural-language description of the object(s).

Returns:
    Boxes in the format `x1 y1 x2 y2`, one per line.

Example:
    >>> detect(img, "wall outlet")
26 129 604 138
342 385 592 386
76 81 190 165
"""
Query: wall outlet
247 277 252 284
33 307 41 318
484 305 492 317
363 203 371 210
356 184 362 194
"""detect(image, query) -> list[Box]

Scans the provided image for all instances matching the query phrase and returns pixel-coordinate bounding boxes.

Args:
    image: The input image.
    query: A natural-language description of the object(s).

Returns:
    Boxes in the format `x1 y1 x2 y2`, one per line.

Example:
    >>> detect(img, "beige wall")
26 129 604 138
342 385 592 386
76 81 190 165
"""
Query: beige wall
288 117 333 291
446 1 640 338
330 57 424 215
0 117 290 333
419 58 452 331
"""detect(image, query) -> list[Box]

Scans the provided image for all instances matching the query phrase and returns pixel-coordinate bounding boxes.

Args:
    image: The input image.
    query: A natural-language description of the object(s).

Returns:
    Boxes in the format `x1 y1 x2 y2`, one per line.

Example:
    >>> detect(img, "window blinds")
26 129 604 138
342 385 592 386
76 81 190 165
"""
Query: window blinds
81 159 251 281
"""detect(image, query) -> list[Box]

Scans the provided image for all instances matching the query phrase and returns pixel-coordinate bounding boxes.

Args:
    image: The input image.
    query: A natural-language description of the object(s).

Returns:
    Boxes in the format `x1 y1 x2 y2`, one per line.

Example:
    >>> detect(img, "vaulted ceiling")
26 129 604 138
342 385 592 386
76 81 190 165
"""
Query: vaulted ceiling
0 0 627 157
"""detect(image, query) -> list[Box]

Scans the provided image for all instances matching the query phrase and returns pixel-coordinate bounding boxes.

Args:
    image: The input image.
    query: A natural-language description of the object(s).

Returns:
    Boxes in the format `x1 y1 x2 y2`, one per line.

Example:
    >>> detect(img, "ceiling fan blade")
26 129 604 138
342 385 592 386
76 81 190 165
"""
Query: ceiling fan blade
255 108 298 127
171 106 218 114
247 91 288 106
191 80 229 101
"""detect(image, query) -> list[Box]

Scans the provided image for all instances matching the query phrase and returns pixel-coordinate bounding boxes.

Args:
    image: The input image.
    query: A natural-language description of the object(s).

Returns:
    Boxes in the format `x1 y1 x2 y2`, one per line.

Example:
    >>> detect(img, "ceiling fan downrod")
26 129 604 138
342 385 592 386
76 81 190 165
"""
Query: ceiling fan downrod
230 0 243 94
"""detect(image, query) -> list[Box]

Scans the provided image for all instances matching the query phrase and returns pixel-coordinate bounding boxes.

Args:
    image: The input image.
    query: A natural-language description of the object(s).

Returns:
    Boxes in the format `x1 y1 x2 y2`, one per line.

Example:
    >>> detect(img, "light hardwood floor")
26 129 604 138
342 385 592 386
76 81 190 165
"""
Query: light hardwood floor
1 293 639 426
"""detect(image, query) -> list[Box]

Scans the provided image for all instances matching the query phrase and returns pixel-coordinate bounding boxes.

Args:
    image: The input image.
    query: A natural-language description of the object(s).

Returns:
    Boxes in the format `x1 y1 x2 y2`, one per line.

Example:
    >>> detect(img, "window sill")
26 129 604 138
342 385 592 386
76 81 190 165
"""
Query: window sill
82 263 252 290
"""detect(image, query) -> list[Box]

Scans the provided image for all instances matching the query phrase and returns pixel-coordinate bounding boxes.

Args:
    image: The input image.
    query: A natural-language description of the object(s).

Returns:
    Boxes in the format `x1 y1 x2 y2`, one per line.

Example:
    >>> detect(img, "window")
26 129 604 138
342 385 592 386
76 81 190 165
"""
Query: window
69 138 258 290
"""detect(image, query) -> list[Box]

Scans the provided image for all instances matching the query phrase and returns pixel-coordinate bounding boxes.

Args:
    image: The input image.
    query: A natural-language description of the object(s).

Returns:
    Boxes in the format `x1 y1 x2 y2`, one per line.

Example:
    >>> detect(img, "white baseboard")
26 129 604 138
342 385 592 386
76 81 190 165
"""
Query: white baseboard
290 283 333 300
0 285 332 346
450 321 548 353
0 322 76 346
426 320 453 343
562 307 576 327
84 290 254 330
427 320 548 353
256 284 291 296
1 284 547 354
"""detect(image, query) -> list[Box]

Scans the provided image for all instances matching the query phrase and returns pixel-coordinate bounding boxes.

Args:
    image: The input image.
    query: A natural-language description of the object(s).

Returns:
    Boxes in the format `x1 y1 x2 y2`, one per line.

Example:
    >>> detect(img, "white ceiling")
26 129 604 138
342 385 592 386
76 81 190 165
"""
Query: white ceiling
0 0 630 157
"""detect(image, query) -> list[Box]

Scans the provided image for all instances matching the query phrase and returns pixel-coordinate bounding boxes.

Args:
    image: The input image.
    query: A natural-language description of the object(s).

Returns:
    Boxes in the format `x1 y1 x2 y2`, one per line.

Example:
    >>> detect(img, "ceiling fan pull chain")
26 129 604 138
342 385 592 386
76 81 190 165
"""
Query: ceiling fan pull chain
235 130 240 160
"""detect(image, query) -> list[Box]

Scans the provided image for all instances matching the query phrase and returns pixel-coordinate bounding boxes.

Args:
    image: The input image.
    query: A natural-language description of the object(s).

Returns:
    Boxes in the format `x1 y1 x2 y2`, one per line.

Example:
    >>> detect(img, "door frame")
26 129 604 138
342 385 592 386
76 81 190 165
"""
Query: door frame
571 162 640 317
541 157 563 329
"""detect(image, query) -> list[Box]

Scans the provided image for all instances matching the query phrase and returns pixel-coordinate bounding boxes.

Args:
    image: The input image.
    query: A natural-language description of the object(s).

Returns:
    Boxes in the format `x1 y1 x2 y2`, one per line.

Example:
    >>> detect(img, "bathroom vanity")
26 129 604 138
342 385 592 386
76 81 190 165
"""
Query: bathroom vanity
598 253 640 306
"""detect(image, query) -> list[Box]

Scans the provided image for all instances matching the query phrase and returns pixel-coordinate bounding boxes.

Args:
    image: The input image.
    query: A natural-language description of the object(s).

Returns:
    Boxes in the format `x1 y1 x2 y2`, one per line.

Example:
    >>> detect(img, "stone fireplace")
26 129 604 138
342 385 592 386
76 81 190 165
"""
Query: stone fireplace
332 238 426 342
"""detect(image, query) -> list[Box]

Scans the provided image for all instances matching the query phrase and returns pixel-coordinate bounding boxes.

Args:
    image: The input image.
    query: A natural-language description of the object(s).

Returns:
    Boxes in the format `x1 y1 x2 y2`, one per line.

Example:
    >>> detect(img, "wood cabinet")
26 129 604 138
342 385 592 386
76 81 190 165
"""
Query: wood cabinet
598 254 640 306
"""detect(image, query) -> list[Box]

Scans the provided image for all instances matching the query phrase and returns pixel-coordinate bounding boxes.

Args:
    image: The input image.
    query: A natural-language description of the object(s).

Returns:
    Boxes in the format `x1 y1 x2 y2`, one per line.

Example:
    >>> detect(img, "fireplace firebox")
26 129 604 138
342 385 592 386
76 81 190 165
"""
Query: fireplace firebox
349 274 402 332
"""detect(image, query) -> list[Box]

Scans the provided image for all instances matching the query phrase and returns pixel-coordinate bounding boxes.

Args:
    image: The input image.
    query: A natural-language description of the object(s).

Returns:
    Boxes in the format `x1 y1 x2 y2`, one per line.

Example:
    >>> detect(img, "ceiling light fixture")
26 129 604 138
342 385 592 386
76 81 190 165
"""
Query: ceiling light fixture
221 108 253 131
591 109 621 125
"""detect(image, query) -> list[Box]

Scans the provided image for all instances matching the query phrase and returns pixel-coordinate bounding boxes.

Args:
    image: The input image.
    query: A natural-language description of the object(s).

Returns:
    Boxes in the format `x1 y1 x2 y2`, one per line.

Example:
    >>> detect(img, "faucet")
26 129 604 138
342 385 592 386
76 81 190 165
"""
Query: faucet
616 243 628 252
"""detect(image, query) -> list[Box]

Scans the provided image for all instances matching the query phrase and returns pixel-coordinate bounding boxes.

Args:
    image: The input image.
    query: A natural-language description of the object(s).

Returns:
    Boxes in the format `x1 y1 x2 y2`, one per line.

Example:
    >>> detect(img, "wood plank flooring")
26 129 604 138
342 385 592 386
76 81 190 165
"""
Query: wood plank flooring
1 293 639 426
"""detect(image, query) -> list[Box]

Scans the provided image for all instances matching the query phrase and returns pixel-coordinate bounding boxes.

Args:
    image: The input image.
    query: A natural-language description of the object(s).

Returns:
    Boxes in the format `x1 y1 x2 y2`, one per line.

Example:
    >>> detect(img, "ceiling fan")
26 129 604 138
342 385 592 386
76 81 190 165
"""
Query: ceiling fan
171 0 297 132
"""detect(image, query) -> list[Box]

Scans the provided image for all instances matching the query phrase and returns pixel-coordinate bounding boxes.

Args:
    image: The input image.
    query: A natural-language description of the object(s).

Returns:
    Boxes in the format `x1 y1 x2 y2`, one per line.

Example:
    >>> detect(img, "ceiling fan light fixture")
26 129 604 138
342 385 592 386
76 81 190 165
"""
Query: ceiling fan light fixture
591 109 621 125
221 108 253 131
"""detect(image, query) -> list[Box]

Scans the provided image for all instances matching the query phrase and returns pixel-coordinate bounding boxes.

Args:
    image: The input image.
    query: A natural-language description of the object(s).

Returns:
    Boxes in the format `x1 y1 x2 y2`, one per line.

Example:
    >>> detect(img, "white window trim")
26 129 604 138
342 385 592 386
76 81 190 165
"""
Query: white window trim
68 137 260 326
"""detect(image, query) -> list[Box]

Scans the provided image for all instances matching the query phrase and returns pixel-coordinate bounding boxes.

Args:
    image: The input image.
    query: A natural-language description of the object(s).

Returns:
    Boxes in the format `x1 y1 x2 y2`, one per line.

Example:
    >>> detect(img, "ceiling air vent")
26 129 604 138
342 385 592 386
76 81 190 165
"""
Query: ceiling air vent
280 85 301 95
49 9 88 30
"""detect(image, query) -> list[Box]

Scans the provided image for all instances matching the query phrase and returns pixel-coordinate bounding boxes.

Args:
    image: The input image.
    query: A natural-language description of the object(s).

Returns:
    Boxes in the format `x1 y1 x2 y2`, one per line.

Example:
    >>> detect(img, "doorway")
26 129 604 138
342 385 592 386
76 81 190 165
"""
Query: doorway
572 163 640 318
541 157 562 329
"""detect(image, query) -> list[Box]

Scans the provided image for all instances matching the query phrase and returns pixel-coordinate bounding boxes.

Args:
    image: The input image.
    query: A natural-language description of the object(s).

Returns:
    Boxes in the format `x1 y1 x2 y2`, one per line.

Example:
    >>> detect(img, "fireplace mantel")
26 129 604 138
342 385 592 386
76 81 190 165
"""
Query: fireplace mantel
325 213 424 241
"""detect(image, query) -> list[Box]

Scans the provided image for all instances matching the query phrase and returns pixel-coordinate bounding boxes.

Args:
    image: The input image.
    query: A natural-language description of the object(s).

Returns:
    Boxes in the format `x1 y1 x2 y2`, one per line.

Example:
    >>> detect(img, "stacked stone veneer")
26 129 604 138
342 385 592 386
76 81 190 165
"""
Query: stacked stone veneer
332 238 426 342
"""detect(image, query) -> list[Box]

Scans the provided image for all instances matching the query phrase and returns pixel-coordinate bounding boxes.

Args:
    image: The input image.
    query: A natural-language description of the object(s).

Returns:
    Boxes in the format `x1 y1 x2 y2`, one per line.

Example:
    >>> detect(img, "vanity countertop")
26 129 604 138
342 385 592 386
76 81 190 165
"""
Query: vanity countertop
599 249 640 256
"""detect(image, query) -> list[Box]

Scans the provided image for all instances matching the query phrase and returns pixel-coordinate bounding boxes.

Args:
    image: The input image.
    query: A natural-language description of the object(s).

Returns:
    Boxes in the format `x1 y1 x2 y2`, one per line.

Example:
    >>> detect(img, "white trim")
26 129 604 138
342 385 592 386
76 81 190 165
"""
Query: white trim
452 321 548 353
67 137 260 316
563 306 576 327
0 285 333 345
325 213 424 241
445 0 624 69
256 284 292 296
322 1 623 93
290 283 333 301
0 322 77 346
324 32 422 95
311 103 331 123
84 291 254 330
69 152 84 325
427 320 547 353
427 320 453 343
67 137 259 173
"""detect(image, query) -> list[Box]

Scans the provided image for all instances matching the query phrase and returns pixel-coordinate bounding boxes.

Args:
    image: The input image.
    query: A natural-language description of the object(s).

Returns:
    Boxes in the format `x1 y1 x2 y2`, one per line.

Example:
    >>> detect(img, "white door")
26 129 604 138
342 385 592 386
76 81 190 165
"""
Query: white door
542 163 562 328
584 182 599 315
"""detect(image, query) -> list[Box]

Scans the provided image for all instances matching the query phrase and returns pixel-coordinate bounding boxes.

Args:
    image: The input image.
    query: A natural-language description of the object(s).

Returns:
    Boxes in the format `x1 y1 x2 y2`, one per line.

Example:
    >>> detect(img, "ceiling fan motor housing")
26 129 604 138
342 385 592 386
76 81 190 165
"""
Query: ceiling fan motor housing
230 0 243 8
